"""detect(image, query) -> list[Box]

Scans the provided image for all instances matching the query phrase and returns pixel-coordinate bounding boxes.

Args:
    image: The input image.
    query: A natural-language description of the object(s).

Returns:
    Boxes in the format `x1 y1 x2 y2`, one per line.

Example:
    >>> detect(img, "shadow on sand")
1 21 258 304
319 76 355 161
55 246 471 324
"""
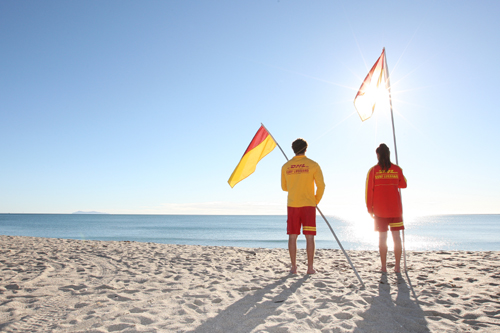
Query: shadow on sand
189 274 309 333
354 273 430 333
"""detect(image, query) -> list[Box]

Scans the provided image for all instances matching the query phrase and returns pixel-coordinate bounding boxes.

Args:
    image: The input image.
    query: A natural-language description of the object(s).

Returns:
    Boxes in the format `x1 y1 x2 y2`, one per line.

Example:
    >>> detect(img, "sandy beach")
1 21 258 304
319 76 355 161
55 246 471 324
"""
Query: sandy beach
0 235 499 332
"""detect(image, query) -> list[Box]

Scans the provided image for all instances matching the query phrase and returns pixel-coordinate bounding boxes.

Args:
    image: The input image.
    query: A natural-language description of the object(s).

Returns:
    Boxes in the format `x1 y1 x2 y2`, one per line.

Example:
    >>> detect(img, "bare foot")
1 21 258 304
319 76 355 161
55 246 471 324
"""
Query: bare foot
290 266 297 274
306 268 316 274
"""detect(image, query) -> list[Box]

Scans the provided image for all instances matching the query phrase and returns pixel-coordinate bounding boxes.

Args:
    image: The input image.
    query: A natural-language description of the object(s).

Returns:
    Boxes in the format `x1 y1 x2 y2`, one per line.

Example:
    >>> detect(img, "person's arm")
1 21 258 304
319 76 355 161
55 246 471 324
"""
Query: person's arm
281 165 288 192
314 165 325 205
365 167 374 215
398 167 407 189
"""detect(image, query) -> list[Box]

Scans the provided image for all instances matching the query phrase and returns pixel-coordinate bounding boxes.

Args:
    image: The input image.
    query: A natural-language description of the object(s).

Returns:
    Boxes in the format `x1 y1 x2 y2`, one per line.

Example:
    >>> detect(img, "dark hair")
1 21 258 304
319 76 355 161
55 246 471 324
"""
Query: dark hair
376 143 391 171
292 138 308 155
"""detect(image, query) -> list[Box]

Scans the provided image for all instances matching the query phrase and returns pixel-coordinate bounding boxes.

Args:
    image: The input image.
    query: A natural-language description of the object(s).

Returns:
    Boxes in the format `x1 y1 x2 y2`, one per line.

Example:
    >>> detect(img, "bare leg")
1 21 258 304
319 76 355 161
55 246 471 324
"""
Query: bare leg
391 230 402 273
288 234 298 274
379 231 388 272
305 234 315 274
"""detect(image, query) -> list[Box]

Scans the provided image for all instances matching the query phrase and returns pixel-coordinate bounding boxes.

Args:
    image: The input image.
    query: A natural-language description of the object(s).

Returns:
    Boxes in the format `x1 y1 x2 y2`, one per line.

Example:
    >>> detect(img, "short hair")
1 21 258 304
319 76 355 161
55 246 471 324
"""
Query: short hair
292 138 308 155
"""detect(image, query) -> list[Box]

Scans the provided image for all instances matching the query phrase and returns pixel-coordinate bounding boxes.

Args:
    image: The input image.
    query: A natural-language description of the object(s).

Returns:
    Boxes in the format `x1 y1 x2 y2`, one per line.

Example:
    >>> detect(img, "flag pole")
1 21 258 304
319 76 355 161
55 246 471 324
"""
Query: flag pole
384 48 399 166
384 48 406 270
262 123 365 288
261 123 289 160
315 207 365 288
384 49 412 289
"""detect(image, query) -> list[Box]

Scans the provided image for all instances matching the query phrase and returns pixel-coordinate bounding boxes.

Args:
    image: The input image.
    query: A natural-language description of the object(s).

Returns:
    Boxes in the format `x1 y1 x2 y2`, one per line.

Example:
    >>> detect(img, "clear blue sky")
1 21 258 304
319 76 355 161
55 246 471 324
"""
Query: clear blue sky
1 1 499 217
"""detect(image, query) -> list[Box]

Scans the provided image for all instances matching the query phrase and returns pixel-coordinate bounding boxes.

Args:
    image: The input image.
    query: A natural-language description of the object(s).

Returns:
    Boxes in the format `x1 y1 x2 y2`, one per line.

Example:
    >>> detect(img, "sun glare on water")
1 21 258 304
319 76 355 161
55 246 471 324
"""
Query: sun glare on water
327 211 450 251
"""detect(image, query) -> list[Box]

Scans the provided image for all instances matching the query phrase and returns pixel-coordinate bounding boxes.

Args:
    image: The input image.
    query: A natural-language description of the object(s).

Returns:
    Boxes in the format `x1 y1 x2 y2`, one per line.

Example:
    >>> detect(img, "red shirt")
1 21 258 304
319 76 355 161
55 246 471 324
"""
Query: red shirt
365 164 407 217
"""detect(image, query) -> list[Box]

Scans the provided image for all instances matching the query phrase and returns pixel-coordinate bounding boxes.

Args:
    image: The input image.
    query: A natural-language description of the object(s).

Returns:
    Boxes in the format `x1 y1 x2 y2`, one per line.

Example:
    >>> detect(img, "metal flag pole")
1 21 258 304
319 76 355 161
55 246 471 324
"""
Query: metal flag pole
261 123 289 161
383 48 399 166
315 207 365 288
383 49 404 259
383 48 407 272
384 50 417 297
261 123 365 288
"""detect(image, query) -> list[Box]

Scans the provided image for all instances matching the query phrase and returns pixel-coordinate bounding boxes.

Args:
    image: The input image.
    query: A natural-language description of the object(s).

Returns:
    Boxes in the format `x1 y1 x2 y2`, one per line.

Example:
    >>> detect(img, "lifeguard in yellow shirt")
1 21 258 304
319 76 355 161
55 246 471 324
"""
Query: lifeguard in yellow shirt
281 138 325 274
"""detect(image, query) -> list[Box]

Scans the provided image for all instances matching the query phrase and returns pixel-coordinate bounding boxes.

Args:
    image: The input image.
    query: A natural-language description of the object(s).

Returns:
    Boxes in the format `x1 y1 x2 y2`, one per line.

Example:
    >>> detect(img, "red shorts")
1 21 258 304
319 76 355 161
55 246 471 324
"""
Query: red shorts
374 216 404 232
287 206 316 235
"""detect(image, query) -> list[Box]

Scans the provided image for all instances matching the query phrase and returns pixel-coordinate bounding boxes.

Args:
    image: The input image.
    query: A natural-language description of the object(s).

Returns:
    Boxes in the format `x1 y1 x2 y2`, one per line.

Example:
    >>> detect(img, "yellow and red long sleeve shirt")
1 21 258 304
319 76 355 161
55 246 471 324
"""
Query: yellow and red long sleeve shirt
365 164 407 218
281 155 325 208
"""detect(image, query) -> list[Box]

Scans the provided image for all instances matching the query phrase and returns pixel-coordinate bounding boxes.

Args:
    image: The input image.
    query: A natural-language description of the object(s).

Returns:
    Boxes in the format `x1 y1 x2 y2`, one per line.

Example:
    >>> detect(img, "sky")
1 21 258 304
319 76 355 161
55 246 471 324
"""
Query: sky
1 1 499 218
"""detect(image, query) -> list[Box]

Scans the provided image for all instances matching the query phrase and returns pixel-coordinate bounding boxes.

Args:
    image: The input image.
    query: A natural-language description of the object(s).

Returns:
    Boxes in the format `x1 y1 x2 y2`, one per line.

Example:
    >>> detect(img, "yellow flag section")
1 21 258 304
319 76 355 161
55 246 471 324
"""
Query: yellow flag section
228 125 277 188
354 48 387 122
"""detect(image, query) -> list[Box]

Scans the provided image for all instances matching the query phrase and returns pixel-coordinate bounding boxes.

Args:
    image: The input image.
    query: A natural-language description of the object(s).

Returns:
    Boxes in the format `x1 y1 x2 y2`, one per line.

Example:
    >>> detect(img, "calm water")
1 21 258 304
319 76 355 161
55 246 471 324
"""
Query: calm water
0 214 499 251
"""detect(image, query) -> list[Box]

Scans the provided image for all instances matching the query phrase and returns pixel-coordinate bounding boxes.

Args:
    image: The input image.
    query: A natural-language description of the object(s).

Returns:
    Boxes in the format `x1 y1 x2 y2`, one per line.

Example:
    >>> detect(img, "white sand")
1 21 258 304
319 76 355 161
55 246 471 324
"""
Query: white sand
0 235 499 332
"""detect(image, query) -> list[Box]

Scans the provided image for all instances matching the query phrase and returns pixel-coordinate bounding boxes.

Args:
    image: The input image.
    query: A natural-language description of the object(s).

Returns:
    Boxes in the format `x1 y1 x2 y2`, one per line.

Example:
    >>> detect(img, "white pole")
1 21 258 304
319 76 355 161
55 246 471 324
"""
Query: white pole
383 49 409 277
262 123 365 288
383 48 399 166
316 207 365 288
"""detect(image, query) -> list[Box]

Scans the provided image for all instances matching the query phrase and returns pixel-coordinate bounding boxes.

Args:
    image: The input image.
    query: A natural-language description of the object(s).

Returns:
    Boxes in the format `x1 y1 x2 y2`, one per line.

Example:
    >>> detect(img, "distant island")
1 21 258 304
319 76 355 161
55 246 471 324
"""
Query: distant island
72 211 110 215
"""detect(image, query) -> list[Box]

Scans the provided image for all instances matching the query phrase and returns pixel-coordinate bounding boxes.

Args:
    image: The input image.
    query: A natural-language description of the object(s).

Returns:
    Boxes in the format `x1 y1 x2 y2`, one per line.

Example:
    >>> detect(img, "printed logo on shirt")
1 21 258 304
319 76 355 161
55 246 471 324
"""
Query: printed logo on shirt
286 164 309 175
375 169 398 179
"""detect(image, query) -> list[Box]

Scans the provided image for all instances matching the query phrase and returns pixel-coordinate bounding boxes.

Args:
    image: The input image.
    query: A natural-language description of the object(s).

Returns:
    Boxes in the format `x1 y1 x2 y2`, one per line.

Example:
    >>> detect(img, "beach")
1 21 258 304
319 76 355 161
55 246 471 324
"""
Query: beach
0 235 499 332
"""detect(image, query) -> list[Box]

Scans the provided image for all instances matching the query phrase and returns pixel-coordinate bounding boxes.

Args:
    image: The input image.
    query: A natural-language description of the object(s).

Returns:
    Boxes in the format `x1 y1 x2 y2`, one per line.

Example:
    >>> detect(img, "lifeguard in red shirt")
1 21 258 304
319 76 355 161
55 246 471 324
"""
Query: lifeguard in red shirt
366 143 407 273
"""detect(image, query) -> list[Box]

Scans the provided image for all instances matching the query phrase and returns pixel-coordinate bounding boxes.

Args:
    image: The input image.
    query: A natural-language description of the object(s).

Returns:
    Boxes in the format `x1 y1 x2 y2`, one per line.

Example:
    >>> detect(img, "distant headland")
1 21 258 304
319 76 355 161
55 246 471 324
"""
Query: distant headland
72 211 110 215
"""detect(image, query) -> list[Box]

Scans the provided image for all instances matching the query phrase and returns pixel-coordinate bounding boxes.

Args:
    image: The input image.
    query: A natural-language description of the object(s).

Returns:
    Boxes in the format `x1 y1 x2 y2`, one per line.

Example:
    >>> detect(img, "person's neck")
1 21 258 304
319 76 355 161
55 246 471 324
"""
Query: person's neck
295 153 305 157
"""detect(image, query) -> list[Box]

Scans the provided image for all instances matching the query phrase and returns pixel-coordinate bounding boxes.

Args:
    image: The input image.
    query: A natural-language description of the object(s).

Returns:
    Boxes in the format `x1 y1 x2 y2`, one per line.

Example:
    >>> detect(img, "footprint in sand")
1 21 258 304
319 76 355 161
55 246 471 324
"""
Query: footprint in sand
295 312 308 319
139 316 154 325
319 315 333 323
107 294 133 302
107 323 135 332
74 302 89 309
334 312 353 320
463 313 480 320
130 307 147 313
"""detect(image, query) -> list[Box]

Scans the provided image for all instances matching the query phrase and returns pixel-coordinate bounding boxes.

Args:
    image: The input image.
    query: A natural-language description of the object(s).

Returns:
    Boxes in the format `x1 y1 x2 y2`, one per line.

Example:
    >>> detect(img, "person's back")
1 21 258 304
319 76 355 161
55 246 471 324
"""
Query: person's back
366 163 406 218
282 155 324 208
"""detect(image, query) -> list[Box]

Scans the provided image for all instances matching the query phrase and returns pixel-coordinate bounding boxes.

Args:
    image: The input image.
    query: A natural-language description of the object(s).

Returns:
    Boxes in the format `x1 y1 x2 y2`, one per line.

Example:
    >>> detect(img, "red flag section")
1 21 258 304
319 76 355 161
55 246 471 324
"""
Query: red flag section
354 49 387 121
228 125 277 188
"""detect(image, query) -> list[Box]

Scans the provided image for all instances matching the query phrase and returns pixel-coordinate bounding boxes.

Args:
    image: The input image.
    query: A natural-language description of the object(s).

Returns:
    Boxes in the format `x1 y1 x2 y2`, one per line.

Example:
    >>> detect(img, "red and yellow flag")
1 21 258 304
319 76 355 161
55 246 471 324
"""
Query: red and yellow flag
354 49 387 121
228 125 276 188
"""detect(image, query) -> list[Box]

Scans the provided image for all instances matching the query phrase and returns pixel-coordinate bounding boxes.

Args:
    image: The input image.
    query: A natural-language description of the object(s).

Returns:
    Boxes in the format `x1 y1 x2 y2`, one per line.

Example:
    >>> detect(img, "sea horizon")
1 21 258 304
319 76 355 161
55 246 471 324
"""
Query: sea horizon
1 213 499 251
1 212 499 215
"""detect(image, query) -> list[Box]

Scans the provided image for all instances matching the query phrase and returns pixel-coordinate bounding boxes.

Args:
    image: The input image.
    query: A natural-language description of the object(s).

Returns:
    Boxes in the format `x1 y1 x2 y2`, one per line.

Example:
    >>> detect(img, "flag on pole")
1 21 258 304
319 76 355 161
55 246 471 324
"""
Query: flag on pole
228 125 277 188
354 48 387 121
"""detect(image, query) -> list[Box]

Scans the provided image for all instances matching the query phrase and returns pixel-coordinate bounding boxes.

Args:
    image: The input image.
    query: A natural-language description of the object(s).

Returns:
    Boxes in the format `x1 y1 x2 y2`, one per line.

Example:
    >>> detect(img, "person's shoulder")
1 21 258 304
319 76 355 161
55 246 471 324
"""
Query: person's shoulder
391 164 403 171
305 156 320 166
282 158 294 168
367 165 378 176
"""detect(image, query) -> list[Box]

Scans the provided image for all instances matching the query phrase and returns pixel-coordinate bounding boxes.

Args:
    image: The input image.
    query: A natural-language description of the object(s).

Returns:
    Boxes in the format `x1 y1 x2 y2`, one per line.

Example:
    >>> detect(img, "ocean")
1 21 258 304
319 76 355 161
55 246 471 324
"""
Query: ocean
0 214 499 251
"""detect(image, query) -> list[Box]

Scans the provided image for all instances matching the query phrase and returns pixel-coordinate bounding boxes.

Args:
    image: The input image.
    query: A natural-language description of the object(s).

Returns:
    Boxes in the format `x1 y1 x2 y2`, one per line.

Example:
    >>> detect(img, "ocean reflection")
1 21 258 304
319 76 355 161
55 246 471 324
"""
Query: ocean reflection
318 214 499 251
